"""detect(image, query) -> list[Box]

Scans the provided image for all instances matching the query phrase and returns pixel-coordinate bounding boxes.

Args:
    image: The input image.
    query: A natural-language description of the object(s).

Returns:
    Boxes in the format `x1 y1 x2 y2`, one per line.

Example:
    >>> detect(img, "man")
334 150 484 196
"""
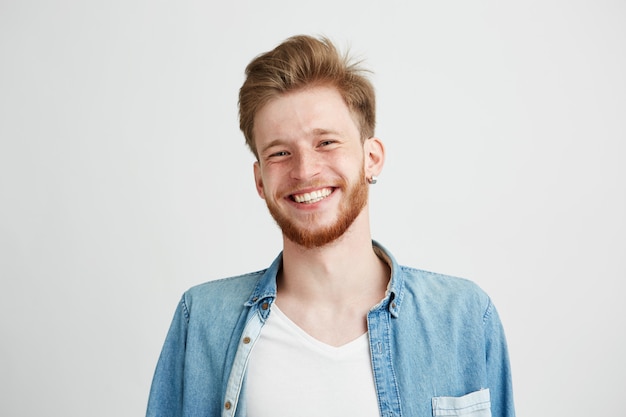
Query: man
147 35 515 417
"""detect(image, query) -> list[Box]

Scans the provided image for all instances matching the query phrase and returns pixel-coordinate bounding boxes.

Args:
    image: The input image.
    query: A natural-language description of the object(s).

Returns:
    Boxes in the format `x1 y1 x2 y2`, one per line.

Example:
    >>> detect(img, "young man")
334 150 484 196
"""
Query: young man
147 35 515 417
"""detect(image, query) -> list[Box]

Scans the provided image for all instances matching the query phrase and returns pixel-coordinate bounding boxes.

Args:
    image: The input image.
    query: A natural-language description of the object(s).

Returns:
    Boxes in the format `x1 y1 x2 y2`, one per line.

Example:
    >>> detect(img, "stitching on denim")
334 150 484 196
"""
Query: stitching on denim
181 296 191 323
434 399 491 412
482 297 494 324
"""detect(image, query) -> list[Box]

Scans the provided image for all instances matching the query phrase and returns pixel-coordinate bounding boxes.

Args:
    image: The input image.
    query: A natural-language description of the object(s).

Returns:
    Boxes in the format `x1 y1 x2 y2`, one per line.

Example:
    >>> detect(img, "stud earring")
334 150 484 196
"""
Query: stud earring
368 175 378 185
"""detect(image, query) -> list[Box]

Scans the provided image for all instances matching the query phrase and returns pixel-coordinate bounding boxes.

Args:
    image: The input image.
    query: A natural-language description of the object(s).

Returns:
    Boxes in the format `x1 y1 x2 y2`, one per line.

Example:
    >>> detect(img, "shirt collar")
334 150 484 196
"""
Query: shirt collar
372 240 404 317
245 240 405 318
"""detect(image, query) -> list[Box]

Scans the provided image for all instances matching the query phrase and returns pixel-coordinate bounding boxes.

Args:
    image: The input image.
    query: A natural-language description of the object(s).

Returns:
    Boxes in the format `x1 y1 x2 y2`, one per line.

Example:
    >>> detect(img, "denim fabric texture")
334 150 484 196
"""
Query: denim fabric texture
147 241 515 417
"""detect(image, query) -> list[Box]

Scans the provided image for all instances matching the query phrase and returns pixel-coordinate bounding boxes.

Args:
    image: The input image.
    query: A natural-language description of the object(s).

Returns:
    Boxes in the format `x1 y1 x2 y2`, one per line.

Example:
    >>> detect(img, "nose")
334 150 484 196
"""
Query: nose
290 148 321 180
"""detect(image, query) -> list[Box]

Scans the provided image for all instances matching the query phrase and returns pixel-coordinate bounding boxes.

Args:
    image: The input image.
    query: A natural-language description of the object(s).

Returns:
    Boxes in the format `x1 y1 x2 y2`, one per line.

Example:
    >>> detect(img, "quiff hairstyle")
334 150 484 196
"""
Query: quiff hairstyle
238 35 376 158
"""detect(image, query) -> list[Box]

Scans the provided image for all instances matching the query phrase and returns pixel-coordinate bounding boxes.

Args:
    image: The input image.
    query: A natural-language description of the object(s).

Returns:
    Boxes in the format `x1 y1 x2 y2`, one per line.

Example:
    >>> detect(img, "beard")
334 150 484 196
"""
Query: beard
264 167 369 249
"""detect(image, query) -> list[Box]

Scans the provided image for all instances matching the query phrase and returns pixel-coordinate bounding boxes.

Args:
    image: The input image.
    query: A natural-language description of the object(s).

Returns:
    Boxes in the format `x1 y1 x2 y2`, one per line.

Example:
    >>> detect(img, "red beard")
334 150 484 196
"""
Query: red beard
265 167 369 249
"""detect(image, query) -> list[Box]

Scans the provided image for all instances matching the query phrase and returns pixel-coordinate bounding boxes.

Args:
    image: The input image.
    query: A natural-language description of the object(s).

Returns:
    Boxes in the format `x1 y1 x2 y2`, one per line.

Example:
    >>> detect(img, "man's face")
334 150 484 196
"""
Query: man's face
252 85 369 248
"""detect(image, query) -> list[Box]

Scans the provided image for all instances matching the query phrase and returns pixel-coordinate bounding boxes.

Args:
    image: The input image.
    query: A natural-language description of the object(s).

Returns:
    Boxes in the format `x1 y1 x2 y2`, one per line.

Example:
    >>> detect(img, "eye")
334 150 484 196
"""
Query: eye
318 140 336 147
266 150 290 160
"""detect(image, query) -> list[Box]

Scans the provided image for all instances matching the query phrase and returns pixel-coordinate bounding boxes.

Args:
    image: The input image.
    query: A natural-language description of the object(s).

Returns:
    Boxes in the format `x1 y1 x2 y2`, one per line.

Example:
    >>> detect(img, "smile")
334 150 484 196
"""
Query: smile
291 188 333 204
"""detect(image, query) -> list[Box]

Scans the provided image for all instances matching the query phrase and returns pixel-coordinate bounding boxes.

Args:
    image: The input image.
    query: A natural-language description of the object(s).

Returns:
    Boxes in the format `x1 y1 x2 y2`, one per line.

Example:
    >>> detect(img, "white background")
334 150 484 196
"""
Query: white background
1 1 624 416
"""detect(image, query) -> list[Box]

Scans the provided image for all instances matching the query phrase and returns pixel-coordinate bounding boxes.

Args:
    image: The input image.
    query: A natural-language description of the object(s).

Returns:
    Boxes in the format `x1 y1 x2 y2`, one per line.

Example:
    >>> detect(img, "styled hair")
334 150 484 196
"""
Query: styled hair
238 35 376 158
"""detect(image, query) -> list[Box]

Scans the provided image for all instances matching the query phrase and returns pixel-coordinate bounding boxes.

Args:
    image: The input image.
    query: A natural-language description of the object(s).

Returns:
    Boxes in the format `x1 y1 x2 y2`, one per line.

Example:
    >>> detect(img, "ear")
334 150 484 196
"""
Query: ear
253 161 266 199
363 137 385 178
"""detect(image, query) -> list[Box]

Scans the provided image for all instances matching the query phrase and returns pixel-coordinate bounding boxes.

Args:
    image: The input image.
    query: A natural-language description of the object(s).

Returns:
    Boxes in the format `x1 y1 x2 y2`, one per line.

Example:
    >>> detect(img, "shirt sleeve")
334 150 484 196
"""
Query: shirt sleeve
146 296 190 417
483 299 516 417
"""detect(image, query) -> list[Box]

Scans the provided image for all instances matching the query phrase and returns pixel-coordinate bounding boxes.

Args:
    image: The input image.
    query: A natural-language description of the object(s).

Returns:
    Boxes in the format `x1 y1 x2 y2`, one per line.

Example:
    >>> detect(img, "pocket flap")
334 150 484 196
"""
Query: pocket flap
432 388 491 416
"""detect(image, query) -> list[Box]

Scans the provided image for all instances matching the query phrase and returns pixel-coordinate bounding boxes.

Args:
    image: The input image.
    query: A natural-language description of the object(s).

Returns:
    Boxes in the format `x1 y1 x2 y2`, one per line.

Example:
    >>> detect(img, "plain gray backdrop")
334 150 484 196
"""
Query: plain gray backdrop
1 1 624 416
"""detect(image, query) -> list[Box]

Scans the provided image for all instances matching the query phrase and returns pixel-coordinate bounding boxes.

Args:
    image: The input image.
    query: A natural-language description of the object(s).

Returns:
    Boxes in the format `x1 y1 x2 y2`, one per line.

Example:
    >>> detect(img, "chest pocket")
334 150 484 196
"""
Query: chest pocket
432 389 491 416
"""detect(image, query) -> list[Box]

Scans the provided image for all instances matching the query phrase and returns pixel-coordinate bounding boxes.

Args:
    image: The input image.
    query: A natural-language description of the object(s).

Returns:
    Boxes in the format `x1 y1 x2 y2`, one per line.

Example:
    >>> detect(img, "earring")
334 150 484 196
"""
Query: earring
368 175 378 185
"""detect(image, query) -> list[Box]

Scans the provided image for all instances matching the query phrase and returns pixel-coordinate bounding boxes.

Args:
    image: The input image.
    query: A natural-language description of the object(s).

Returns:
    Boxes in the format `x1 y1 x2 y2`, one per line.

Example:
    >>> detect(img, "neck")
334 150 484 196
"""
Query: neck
278 209 389 304
275 208 390 346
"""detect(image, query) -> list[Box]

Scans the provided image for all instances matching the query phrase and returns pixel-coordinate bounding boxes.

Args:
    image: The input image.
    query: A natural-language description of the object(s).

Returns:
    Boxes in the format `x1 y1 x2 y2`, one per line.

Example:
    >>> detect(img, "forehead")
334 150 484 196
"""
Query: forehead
253 85 360 143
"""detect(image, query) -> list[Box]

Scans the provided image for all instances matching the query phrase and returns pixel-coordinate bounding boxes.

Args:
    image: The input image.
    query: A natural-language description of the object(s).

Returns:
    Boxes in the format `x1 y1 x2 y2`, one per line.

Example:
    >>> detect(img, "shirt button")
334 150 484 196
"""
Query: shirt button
224 401 232 410
261 302 269 310
243 337 251 344
391 302 397 309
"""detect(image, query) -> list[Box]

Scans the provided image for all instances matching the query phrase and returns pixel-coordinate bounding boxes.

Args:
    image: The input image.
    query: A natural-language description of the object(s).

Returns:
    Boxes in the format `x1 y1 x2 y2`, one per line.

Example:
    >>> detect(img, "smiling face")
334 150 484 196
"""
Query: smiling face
253 85 373 248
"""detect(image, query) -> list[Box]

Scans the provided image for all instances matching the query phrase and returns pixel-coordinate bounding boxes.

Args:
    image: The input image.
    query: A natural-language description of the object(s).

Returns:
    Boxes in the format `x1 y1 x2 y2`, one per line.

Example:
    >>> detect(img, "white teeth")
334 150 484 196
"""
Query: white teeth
293 188 332 204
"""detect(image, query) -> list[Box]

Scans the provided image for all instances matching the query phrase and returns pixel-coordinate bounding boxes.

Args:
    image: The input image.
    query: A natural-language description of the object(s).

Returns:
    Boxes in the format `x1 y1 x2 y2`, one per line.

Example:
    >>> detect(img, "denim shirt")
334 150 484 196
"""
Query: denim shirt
147 241 515 417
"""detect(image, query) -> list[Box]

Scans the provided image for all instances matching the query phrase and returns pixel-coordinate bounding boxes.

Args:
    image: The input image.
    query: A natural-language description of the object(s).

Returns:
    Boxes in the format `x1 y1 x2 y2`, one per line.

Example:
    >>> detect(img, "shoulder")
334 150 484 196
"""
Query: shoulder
397 265 491 318
181 270 267 314
400 265 486 294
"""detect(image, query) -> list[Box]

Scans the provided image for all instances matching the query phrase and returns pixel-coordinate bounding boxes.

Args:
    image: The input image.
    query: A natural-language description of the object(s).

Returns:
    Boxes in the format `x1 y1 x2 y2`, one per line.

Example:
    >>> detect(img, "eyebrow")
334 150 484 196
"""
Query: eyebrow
311 128 341 136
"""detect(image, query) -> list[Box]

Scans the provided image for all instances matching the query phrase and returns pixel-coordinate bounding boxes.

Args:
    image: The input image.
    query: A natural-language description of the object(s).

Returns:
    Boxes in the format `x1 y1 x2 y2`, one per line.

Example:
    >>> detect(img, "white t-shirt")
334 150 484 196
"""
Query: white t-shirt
245 305 380 417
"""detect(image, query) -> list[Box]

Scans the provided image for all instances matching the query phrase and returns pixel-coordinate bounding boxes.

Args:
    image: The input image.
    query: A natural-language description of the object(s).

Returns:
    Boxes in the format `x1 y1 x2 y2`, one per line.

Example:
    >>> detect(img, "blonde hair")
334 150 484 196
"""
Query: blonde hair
238 35 376 158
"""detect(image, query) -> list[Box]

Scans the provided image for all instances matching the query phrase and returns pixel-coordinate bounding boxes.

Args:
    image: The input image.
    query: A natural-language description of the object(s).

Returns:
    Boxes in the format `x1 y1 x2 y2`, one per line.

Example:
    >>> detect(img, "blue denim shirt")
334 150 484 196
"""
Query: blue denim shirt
147 241 515 417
